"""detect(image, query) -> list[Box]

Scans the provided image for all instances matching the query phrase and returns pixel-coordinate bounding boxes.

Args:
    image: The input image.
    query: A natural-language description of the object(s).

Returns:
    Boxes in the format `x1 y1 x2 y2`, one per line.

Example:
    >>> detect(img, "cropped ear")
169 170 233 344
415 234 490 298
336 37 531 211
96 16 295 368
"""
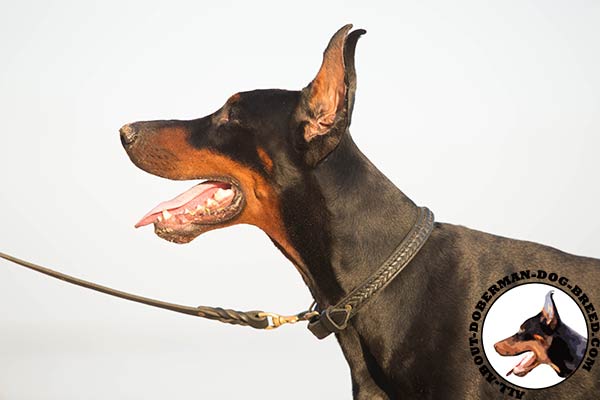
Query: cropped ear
541 291 560 330
297 24 366 166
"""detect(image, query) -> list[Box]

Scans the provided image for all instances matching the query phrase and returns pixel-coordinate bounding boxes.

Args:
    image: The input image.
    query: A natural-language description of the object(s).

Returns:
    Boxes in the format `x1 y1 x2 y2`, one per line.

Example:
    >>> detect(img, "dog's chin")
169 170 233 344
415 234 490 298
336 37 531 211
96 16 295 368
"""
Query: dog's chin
153 223 208 244
151 205 244 244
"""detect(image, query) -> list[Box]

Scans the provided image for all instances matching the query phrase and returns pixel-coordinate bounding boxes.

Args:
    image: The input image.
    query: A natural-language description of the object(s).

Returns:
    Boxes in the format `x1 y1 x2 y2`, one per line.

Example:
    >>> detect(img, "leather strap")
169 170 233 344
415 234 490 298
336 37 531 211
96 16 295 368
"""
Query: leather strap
308 207 435 339
0 251 303 330
0 206 434 336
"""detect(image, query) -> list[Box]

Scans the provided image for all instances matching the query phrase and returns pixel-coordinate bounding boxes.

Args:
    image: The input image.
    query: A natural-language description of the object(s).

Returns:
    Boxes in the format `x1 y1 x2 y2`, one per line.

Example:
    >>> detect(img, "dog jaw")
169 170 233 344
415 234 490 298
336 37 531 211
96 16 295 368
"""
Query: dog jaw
494 336 552 377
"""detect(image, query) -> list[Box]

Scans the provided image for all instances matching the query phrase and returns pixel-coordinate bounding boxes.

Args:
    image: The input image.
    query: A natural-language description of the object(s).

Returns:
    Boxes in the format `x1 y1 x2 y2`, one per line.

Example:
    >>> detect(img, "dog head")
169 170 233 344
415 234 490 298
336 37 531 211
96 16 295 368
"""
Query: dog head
494 291 562 377
119 25 365 255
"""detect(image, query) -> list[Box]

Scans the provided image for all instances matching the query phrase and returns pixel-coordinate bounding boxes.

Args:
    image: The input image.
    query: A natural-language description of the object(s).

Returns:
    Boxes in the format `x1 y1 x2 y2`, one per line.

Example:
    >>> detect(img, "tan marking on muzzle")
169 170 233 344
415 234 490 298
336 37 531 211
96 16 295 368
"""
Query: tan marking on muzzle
125 124 308 278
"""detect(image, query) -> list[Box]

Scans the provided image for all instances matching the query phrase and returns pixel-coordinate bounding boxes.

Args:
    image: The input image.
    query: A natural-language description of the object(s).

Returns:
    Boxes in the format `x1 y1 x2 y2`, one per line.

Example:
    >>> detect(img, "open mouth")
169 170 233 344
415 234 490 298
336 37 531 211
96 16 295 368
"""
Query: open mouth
135 177 244 243
507 351 537 377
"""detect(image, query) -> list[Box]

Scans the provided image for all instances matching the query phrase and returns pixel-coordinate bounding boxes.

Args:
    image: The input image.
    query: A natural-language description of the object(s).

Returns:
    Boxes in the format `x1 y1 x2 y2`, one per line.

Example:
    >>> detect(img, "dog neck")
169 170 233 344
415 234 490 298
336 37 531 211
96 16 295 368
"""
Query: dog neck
280 131 419 307
548 323 588 377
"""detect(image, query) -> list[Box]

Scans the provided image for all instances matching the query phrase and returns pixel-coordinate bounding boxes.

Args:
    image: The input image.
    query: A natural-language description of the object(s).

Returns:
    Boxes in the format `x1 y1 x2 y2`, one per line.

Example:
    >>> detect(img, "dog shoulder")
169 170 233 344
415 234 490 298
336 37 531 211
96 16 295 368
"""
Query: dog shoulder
432 222 600 275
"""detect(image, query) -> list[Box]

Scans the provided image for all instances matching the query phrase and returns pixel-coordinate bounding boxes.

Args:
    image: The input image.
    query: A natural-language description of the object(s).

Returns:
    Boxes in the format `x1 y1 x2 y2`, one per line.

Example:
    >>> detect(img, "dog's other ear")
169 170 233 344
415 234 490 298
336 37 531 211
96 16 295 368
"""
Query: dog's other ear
541 291 560 330
297 24 366 166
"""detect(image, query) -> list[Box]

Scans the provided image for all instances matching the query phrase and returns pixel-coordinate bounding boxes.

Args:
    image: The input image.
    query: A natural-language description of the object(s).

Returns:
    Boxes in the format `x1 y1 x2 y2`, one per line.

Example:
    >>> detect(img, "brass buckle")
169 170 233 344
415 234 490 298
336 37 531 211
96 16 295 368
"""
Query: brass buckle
258 308 319 330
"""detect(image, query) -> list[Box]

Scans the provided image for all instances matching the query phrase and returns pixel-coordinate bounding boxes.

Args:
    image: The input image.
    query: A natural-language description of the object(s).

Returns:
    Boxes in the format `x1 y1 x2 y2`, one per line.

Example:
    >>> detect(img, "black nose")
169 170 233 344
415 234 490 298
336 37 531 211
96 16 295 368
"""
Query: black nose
119 124 137 146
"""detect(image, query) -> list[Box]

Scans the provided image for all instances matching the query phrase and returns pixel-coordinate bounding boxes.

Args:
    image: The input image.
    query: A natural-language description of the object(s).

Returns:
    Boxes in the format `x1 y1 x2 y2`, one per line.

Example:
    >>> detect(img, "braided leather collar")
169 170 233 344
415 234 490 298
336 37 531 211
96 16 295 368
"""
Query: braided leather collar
307 206 435 339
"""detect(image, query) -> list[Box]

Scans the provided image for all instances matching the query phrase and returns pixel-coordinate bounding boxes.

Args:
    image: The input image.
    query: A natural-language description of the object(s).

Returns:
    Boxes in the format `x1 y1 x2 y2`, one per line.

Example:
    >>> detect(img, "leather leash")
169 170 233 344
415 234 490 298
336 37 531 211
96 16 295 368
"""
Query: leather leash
0 251 315 330
0 207 434 337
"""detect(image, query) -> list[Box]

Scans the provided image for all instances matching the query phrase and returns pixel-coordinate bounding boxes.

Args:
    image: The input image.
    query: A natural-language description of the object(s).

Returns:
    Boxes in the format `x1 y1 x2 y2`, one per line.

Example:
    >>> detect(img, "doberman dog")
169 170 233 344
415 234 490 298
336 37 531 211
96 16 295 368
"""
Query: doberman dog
494 291 587 379
120 25 600 399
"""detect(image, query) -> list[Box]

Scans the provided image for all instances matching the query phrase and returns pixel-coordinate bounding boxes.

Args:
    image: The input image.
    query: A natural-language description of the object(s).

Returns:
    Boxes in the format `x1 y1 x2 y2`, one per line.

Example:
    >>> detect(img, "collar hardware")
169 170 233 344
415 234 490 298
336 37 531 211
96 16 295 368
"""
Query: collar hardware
258 309 320 330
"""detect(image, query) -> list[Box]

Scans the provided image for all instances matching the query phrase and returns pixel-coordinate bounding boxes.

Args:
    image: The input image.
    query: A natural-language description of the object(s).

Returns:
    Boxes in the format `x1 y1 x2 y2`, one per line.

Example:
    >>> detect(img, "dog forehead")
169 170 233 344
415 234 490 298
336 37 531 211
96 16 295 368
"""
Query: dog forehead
232 89 301 115
522 314 544 331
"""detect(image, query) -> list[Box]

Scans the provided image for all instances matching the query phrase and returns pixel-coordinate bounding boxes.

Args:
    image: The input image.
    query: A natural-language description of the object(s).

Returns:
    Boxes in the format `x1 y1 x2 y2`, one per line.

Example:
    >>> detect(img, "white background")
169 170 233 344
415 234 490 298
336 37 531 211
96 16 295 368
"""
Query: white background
482 284 587 389
1 1 599 399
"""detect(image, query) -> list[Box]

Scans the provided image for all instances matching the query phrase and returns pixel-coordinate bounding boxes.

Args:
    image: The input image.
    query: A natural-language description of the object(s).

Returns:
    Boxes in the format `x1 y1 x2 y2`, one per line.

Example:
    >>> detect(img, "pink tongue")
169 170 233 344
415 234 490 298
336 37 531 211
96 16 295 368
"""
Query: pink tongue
135 181 229 228
507 351 535 376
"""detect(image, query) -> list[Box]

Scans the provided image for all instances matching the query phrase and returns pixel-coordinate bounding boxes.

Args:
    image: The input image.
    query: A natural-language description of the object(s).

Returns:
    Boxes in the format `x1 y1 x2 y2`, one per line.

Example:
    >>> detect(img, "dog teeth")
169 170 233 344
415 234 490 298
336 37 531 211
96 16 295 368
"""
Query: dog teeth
206 198 218 208
214 188 233 202
157 216 163 222
162 210 172 220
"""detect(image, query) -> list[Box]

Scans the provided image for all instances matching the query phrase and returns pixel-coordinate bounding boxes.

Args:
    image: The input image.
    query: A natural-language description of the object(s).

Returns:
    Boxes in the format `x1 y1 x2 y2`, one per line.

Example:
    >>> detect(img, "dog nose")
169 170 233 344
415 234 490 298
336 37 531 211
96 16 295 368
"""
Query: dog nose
120 124 137 145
